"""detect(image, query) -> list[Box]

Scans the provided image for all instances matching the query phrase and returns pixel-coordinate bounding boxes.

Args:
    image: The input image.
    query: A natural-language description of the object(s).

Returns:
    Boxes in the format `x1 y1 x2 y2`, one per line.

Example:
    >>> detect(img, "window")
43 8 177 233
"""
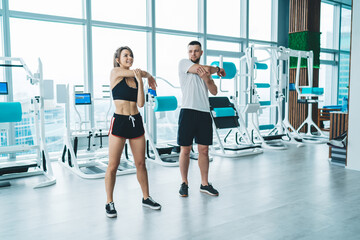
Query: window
9 0 83 19
10 18 85 152
11 19 85 86
155 34 194 142
207 0 241 37
155 34 194 94
249 0 272 41
320 52 335 61
338 53 350 104
206 40 242 98
340 7 351 51
156 0 198 32
206 55 240 97
338 7 351 104
207 40 240 52
92 0 147 26
1 0 283 153
320 1 351 107
319 64 337 107
320 2 335 49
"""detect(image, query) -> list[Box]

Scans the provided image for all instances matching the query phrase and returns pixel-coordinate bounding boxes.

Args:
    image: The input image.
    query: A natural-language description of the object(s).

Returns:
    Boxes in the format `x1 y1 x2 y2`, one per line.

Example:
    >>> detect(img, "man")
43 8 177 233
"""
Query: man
177 40 226 197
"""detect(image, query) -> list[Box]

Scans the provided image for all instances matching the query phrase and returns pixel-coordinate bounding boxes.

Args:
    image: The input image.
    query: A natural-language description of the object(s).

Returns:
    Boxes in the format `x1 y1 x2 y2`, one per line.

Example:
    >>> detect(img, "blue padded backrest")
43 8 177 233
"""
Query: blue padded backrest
301 87 324 95
213 107 236 117
259 101 271 106
255 62 268 70
255 83 271 88
154 96 177 112
259 124 275 131
211 61 237 79
0 102 22 123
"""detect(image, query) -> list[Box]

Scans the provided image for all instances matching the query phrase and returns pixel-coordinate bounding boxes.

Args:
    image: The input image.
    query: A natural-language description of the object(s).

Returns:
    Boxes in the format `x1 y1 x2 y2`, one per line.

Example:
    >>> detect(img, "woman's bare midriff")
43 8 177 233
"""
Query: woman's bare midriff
114 100 139 116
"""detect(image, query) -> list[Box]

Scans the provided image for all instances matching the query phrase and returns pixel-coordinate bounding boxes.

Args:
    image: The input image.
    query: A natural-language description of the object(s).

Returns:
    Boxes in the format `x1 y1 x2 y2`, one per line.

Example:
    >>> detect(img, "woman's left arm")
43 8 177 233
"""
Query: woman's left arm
141 71 157 90
134 69 145 108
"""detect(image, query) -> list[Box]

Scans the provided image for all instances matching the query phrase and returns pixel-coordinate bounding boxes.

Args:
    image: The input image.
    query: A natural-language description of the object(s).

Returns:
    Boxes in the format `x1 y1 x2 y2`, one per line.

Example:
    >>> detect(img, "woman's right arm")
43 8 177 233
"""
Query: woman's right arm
111 67 135 78
111 67 151 79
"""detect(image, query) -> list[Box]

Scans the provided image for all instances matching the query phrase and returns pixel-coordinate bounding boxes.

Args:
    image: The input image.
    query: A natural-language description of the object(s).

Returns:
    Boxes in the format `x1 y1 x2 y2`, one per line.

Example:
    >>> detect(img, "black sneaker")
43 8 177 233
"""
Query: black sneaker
105 202 117 218
142 197 161 210
327 139 346 148
200 183 219 196
334 132 347 141
179 182 189 197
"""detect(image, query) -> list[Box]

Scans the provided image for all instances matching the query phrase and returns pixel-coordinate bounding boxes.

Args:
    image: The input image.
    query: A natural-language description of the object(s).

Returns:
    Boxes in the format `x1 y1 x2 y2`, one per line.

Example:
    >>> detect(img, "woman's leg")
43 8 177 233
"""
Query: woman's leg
129 135 149 199
105 134 126 203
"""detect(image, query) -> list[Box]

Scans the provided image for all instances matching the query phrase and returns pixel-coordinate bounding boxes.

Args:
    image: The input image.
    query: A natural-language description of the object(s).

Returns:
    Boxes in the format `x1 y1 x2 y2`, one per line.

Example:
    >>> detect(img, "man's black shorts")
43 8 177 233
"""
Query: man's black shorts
177 108 213 146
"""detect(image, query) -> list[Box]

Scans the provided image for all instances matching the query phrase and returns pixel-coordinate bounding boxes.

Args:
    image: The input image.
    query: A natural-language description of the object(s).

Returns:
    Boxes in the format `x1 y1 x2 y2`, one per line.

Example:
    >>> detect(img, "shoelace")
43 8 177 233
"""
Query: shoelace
147 196 155 203
109 202 115 211
129 115 135 127
204 183 213 189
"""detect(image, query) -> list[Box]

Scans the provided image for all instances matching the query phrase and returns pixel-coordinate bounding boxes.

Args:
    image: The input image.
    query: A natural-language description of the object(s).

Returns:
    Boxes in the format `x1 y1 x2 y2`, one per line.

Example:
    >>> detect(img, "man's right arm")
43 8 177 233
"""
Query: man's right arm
188 64 217 74
187 64 226 78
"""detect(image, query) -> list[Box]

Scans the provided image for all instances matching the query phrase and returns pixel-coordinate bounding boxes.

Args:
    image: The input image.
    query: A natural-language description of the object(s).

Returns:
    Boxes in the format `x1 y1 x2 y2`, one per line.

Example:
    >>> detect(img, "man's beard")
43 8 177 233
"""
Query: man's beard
191 57 200 64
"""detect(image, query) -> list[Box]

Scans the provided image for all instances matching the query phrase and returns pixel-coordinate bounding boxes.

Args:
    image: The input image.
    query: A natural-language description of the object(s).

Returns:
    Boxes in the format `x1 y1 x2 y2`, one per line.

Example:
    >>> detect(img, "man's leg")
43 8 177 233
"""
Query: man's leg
195 111 218 196
177 109 194 197
197 144 209 186
179 145 192 185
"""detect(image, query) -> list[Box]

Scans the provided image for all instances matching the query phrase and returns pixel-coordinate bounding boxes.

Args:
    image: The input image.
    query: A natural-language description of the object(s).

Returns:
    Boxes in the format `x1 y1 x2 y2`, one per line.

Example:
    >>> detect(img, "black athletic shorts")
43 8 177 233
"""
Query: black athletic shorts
177 108 213 146
109 113 145 139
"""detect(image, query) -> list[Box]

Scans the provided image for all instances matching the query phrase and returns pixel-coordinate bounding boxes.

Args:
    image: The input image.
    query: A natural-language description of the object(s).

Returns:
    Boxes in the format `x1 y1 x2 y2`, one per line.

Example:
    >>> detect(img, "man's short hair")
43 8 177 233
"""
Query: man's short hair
188 41 202 48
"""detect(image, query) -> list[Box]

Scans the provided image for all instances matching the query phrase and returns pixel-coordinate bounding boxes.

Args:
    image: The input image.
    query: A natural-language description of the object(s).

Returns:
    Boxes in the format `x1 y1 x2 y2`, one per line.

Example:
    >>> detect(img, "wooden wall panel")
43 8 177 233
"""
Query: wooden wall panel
289 0 320 33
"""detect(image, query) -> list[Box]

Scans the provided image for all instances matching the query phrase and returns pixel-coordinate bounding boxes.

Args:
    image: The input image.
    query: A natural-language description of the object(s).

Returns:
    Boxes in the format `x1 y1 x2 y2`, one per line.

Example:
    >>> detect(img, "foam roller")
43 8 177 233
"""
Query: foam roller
255 62 268 70
154 96 177 112
0 102 22 123
211 61 237 79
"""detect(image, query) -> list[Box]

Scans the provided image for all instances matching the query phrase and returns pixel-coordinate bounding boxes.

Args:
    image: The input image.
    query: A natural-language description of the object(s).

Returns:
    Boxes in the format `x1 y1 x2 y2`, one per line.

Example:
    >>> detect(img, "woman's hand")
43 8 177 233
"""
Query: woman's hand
133 68 143 83
147 76 157 90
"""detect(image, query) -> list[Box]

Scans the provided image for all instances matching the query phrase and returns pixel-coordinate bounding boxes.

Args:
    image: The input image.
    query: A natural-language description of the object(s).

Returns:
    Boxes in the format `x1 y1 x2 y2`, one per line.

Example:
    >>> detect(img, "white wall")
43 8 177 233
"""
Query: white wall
346 0 360 170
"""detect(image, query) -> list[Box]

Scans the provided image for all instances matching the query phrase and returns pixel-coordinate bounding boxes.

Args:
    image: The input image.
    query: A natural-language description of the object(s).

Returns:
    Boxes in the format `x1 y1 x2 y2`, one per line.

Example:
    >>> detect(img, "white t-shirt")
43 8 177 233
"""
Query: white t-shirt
178 59 210 112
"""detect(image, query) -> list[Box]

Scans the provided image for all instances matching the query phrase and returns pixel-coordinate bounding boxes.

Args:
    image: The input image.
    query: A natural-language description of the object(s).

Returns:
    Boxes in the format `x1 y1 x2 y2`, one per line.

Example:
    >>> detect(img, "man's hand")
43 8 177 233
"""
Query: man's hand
148 75 157 90
197 66 211 82
217 68 226 77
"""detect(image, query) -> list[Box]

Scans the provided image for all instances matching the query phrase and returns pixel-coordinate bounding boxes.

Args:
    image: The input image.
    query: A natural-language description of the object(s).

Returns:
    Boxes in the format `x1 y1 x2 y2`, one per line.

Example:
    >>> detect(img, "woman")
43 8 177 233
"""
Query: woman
105 46 161 218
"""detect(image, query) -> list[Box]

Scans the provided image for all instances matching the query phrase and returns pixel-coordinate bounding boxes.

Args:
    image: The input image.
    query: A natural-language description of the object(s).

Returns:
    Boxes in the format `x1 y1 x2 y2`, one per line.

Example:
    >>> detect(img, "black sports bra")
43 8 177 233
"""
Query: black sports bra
112 78 138 102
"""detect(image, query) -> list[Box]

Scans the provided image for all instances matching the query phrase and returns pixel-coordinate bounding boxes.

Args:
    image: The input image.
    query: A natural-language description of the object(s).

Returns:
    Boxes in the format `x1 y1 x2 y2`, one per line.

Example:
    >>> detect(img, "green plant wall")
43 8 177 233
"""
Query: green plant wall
288 31 320 68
